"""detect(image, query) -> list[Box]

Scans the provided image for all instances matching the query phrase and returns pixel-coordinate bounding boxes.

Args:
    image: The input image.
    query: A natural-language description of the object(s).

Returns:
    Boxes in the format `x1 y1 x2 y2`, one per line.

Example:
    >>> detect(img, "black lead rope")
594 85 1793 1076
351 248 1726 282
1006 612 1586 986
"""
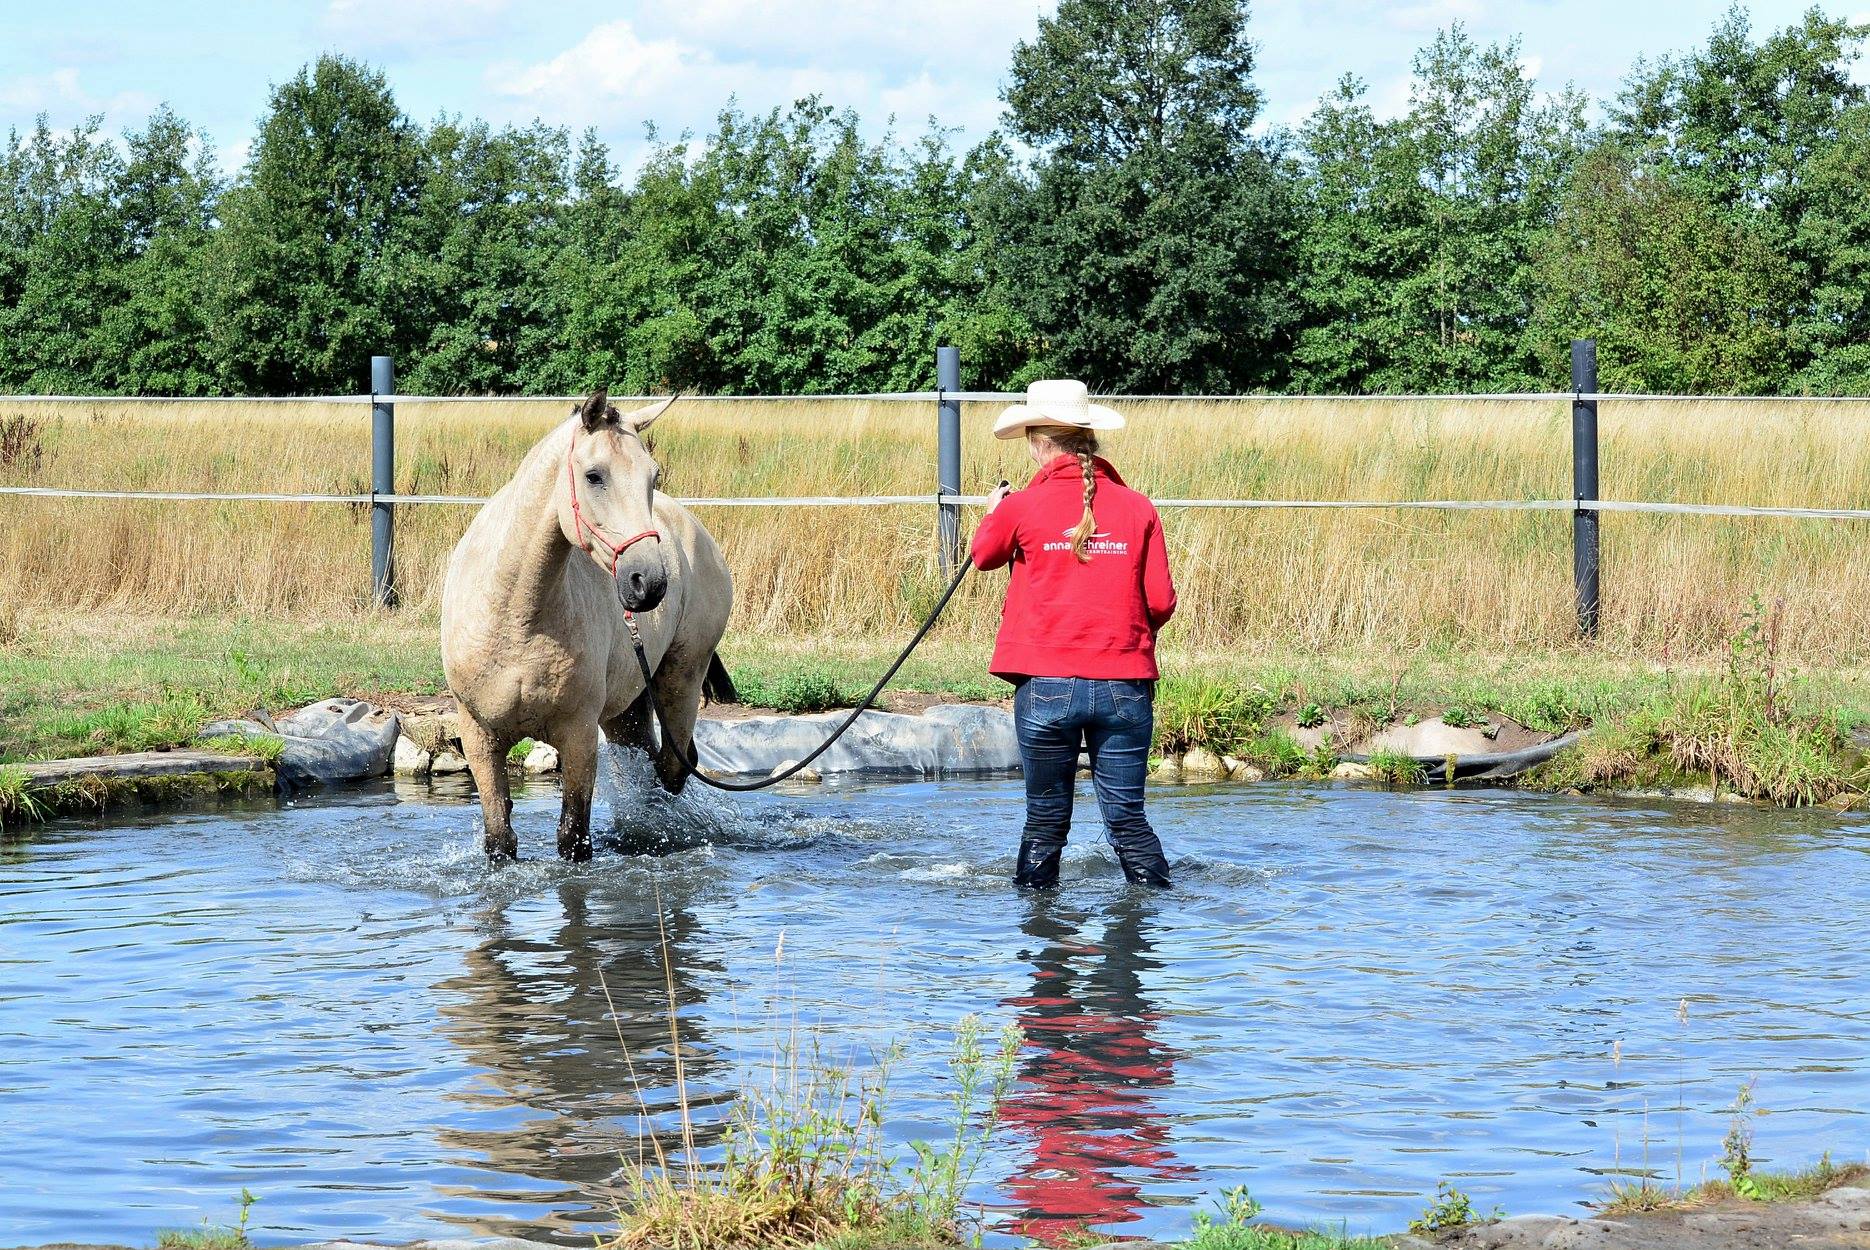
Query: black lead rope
625 555 975 793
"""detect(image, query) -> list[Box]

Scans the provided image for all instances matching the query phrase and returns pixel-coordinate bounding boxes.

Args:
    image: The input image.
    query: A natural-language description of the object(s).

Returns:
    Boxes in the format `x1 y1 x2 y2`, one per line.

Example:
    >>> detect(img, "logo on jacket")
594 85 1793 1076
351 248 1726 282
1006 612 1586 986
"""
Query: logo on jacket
1042 526 1129 556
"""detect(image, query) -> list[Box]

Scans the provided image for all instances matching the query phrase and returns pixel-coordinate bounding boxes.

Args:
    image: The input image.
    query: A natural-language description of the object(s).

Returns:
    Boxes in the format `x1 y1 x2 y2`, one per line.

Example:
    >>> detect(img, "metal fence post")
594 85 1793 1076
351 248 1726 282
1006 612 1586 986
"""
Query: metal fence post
1571 339 1600 638
371 355 397 607
936 346 962 575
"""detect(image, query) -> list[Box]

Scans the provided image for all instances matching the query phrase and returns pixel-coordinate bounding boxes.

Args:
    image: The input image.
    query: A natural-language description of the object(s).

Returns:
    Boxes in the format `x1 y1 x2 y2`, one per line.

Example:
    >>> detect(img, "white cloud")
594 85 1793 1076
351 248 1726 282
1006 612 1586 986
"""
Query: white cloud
0 66 155 133
322 0 515 56
644 0 1044 74
491 9 1031 159
1383 0 1487 33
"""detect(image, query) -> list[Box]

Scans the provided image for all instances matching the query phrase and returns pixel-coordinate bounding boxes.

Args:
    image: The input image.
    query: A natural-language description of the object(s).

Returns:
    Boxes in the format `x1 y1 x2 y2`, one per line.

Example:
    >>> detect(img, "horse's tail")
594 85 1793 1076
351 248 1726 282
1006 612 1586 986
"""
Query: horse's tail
703 653 739 705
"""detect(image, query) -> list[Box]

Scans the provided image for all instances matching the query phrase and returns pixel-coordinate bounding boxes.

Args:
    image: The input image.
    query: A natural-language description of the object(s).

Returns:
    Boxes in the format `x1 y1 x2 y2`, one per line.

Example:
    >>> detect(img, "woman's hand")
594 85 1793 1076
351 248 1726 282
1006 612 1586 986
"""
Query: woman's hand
984 481 1012 515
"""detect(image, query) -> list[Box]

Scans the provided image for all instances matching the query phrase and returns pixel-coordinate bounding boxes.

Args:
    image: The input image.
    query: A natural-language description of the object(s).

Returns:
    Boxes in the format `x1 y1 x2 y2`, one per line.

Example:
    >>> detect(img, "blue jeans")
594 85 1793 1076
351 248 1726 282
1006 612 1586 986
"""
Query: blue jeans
1012 676 1171 889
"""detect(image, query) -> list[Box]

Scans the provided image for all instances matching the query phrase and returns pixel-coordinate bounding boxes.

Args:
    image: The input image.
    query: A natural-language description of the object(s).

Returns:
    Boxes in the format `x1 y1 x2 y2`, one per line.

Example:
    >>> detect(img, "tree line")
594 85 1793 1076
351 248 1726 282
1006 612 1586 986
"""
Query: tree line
2 0 1865 397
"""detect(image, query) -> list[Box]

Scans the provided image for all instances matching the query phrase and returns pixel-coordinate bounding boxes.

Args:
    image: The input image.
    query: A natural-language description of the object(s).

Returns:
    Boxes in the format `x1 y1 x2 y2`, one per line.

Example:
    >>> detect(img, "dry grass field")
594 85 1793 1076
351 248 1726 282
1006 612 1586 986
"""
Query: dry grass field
4 394 1870 660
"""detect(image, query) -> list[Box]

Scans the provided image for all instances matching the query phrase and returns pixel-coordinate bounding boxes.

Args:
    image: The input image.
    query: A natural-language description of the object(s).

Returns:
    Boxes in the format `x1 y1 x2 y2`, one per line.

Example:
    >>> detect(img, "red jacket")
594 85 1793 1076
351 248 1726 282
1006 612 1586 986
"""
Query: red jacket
971 455 1176 681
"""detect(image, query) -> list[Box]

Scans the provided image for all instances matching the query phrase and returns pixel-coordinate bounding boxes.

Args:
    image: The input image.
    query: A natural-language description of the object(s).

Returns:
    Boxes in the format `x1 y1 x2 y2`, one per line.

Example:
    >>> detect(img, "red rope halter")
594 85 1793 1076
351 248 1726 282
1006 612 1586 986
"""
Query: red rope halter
566 426 661 578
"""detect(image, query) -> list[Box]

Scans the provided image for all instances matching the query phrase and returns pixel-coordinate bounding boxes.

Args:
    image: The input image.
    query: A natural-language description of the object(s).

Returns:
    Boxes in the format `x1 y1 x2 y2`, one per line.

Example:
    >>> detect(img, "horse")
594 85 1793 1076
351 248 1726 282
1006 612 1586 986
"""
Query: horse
440 390 735 861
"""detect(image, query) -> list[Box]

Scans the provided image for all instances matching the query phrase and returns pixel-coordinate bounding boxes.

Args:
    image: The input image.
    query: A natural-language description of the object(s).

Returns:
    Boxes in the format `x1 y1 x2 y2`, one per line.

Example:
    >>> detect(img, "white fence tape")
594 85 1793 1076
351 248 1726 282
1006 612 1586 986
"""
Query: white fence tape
10 390 1870 405
6 484 1870 519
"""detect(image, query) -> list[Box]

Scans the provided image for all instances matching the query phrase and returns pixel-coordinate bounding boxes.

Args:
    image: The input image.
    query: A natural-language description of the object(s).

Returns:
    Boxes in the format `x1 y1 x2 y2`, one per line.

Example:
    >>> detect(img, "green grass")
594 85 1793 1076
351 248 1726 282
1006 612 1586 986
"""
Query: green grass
1183 1186 1388 1250
1598 1156 1868 1216
156 1189 257 1250
0 763 45 830
0 611 445 762
7 607 1870 806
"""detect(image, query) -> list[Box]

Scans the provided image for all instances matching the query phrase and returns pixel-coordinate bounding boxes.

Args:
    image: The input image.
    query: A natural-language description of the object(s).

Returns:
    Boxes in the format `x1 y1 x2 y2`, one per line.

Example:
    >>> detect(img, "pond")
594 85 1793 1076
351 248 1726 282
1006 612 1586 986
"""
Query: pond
3 761 1868 1246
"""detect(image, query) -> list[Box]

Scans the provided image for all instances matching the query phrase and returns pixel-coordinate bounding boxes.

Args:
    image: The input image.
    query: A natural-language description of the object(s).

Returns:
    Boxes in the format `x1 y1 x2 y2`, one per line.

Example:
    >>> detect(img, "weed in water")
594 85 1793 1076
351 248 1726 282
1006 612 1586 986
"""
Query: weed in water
1187 1185 1387 1250
0 765 46 831
508 738 534 762
156 1189 257 1250
608 1014 1019 1250
1408 1181 1499 1233
1720 1079 1759 1198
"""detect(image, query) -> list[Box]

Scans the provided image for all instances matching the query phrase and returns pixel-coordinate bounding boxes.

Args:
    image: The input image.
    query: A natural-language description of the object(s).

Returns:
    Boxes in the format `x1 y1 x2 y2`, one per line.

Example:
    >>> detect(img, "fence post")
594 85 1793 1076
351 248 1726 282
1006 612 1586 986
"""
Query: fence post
936 346 962 576
371 355 397 608
1571 339 1600 638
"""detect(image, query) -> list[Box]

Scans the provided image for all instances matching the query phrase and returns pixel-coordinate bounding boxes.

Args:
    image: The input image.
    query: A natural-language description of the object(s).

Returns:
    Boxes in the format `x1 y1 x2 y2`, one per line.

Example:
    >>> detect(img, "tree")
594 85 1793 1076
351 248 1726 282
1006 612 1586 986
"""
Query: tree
1608 6 1870 391
207 55 425 394
402 119 569 394
0 117 125 391
990 0 1297 392
1532 145 1794 393
1291 30 1584 393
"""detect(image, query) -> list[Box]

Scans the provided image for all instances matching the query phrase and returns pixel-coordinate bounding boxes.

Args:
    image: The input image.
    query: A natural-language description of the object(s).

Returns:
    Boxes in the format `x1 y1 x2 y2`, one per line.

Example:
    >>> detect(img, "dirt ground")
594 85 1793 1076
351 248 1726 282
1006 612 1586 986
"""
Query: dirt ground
1409 1180 1870 1249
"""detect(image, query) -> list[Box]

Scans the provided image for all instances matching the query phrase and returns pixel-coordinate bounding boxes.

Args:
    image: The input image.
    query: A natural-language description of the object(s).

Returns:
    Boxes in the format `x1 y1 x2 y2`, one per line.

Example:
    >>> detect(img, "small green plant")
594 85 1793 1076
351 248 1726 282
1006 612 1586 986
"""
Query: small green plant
0 765 46 830
508 738 535 761
740 669 847 714
1721 1079 1759 1198
1408 1181 1498 1233
904 1015 1022 1235
1296 702 1325 729
1365 749 1427 786
1189 1184 1264 1249
1600 1176 1681 1214
157 1189 257 1250
1441 705 1480 729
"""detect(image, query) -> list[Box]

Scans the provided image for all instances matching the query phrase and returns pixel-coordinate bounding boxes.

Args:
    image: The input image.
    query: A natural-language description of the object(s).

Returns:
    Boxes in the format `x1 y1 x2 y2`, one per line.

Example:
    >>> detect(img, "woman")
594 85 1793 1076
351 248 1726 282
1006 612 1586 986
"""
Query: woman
971 379 1177 889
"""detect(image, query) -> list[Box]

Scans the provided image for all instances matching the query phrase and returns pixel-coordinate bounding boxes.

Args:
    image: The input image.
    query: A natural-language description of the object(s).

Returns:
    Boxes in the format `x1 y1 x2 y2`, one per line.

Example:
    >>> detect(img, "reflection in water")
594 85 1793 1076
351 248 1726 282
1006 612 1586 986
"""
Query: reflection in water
433 877 727 1238
1002 896 1195 1244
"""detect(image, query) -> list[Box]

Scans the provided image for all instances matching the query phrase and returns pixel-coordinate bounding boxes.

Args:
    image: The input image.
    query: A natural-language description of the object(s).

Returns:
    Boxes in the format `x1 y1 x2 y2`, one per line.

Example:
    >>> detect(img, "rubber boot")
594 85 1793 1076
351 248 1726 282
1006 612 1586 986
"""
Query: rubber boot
1015 838 1064 889
1114 840 1173 889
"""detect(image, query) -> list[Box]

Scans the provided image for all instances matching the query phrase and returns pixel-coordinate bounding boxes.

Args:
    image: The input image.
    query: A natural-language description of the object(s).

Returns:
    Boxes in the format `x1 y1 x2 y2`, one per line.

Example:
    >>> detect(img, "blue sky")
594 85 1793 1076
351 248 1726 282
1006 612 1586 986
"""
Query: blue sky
1 1 1860 170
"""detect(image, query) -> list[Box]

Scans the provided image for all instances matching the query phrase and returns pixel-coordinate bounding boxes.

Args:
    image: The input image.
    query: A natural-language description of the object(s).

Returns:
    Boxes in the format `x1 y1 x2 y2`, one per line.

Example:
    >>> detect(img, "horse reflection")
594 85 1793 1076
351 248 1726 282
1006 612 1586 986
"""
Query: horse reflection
432 877 727 1236
1001 895 1192 1244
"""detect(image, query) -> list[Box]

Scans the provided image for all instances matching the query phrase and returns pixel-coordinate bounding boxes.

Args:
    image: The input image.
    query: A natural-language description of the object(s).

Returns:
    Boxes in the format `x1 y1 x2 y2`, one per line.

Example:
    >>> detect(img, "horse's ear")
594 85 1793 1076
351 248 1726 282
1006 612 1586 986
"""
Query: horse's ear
579 389 610 432
622 394 679 434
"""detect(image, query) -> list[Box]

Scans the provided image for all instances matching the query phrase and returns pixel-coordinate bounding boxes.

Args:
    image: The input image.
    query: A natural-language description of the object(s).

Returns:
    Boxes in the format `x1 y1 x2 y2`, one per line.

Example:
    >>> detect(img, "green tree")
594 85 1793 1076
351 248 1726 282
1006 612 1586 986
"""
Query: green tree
207 55 425 394
991 0 1298 392
93 108 222 395
1606 6 1869 391
1292 29 1584 393
1532 145 1794 392
0 117 125 391
402 119 570 394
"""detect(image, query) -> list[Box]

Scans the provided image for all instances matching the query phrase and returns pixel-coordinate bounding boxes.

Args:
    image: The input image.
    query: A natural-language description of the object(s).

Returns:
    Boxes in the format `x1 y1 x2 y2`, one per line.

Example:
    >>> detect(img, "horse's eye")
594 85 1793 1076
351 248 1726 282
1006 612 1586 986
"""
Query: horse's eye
651 467 662 489
585 470 603 486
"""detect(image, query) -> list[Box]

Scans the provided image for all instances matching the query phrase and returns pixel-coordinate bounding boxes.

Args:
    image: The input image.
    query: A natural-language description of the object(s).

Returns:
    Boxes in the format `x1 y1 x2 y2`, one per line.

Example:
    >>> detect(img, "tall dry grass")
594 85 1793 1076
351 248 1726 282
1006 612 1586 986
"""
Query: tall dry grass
3 395 1870 659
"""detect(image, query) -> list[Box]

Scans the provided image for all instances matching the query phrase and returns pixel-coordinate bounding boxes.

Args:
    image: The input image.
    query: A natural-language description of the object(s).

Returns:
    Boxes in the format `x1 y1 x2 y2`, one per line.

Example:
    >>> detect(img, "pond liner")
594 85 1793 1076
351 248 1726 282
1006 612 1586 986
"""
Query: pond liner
1339 729 1587 783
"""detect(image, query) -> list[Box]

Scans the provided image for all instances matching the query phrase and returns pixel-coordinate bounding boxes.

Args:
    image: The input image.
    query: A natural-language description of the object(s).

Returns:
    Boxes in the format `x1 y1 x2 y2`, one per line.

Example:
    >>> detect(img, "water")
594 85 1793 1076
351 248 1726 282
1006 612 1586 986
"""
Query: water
3 760 1868 1246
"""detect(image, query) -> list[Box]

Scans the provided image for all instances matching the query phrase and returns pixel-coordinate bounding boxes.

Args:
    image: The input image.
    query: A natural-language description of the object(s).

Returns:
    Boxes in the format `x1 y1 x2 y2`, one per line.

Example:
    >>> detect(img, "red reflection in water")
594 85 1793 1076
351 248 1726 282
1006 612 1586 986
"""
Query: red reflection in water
1000 898 1195 1245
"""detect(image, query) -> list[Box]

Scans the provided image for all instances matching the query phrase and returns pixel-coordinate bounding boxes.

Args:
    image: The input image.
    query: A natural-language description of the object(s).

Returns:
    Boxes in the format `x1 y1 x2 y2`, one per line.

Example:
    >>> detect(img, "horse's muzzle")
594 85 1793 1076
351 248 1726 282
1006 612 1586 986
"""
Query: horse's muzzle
617 562 668 613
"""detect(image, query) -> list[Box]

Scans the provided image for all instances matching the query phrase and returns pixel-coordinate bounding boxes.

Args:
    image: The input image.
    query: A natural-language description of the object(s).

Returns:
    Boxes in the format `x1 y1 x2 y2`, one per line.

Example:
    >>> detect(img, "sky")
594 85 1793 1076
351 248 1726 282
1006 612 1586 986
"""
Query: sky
0 0 1860 172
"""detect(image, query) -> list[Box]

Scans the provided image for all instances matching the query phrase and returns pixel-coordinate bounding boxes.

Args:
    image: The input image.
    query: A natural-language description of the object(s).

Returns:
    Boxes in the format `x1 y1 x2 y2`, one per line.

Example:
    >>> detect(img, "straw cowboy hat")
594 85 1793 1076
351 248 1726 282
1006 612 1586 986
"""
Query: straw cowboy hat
992 379 1125 439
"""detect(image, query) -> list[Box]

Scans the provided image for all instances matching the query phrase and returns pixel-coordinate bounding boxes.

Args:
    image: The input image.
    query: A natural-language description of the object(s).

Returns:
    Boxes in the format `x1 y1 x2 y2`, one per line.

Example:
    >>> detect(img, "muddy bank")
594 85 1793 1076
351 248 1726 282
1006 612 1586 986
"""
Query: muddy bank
16 1180 1870 1250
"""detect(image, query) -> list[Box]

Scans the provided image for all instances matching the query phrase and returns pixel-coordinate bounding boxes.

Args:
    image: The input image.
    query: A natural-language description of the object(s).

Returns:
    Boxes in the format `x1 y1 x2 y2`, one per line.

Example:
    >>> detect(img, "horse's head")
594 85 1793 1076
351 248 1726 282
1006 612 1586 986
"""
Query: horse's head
560 389 676 612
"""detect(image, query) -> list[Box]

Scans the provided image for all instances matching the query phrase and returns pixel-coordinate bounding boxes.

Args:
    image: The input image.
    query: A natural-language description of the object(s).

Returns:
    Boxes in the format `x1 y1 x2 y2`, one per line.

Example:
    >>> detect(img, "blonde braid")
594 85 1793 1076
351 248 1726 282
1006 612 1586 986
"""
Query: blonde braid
1030 425 1101 561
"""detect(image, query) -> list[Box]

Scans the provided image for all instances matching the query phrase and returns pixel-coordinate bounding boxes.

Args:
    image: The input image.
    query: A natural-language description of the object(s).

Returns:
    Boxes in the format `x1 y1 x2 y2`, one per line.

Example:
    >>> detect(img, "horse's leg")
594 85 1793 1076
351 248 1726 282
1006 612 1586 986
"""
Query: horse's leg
555 720 600 862
460 713 517 861
649 650 710 795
